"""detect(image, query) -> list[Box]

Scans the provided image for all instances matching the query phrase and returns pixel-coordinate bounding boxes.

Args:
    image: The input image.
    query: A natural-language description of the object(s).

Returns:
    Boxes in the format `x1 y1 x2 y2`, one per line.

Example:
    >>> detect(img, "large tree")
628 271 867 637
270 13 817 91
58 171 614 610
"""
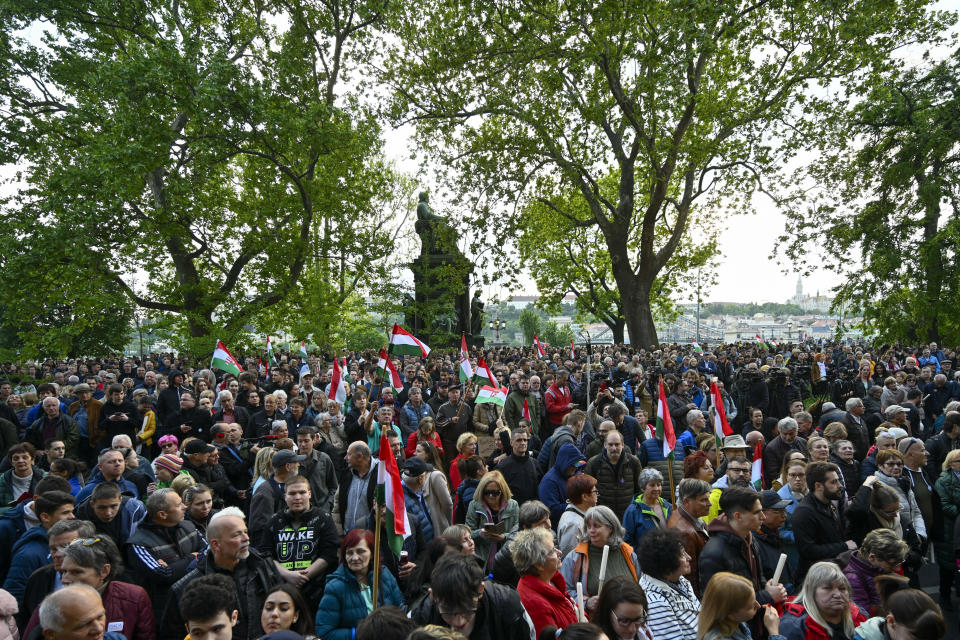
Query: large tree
782 49 960 344
380 0 951 346
0 0 395 353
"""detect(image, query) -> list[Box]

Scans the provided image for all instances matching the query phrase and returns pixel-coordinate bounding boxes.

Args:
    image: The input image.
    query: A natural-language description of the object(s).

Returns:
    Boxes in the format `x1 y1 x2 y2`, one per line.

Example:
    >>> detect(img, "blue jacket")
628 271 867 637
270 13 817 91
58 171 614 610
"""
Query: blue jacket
0 501 32 579
403 481 435 546
622 495 672 546
314 563 405 640
640 437 686 464
539 443 586 526
76 494 146 546
2 523 49 599
76 472 140 503
618 415 640 454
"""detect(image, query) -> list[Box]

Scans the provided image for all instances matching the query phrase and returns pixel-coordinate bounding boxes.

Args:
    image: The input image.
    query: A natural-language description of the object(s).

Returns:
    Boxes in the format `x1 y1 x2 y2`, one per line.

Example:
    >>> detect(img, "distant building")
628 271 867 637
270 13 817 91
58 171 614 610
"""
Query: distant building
789 277 833 313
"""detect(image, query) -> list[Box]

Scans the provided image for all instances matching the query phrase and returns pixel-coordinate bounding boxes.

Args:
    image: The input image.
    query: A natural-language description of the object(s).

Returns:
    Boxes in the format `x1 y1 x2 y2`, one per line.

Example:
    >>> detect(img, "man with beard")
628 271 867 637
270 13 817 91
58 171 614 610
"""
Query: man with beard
504 375 542 436
790 461 857 581
703 455 753 524
165 509 281 640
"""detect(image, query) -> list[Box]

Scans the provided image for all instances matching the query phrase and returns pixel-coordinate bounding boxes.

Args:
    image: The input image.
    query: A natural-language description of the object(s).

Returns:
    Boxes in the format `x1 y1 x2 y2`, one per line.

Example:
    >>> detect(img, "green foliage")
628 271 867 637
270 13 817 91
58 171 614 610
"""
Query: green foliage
782 49 960 344
0 0 397 348
518 308 542 345
518 172 718 343
704 302 808 318
380 0 952 347
541 321 575 350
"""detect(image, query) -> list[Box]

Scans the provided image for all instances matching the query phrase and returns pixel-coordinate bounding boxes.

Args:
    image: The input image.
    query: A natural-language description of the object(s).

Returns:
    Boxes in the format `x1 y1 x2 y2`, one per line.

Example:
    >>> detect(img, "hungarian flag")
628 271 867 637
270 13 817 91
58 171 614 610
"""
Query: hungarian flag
691 340 703 353
376 349 404 392
709 381 733 452
299 341 310 378
769 339 779 348
376 431 410 557
266 336 278 366
210 340 242 376
472 358 498 388
754 334 773 350
329 354 347 405
476 385 508 406
459 334 474 383
752 439 764 489
533 334 546 359
570 339 576 359
340 357 353 385
257 358 265 377
522 398 531 421
388 324 430 357
656 379 677 459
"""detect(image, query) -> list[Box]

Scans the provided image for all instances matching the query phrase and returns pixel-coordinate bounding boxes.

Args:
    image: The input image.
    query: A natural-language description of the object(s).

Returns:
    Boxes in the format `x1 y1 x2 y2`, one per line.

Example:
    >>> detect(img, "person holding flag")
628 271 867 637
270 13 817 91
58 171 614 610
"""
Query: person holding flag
504 374 542 435
436 383 472 470
210 340 243 377
458 333 474 385
298 341 311 379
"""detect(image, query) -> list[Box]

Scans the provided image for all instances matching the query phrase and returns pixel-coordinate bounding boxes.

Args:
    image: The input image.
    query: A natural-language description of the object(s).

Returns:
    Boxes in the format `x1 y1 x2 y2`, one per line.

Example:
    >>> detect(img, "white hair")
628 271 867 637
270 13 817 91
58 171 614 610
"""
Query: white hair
218 389 233 401
207 506 246 541
273 390 287 401
845 397 862 411
112 434 133 448
39 584 101 632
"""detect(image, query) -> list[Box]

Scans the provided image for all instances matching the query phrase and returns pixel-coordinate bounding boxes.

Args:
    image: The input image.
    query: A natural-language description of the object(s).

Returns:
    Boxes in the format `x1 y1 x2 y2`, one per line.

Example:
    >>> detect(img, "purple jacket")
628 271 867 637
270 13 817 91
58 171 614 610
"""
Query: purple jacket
842 551 882 616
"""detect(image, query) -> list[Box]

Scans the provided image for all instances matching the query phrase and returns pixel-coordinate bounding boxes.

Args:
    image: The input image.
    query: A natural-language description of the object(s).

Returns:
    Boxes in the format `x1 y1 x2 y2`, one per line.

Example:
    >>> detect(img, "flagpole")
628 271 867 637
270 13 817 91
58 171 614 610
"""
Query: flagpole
666 452 676 508
372 497 382 610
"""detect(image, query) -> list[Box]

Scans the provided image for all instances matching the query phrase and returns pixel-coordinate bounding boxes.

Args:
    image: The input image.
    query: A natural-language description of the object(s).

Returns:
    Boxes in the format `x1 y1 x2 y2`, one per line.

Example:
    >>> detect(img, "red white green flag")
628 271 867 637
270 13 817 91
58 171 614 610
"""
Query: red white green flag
656 379 677 459
459 334 474 383
210 340 242 376
533 334 546 359
476 385 507 406
377 431 410 557
691 340 703 353
388 324 431 358
376 349 404 393
266 336 278 366
330 354 347 405
472 358 498 388
299 341 310 378
709 381 733 452
752 439 764 490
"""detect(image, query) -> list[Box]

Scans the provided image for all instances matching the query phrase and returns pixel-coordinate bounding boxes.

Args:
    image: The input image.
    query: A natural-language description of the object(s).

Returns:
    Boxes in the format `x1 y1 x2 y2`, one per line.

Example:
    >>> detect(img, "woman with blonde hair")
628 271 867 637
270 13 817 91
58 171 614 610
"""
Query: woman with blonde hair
806 436 830 463
780 561 866 640
465 469 519 572
251 445 276 493
697 572 783 640
405 416 443 459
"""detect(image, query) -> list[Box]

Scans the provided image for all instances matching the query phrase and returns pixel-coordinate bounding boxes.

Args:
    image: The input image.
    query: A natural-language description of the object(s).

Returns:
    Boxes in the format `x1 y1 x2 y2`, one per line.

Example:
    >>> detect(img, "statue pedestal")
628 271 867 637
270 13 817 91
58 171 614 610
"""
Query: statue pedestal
467 335 485 349
408 253 473 348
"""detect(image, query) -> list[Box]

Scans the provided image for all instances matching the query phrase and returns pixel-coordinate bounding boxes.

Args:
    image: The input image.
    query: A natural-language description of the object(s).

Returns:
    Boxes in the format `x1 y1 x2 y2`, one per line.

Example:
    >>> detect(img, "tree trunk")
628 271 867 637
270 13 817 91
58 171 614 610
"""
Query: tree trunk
610 319 625 345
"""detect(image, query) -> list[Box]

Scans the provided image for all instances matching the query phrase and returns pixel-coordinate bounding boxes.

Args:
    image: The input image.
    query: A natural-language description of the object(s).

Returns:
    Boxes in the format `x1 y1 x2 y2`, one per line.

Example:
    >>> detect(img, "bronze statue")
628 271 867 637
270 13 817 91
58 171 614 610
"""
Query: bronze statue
470 291 484 336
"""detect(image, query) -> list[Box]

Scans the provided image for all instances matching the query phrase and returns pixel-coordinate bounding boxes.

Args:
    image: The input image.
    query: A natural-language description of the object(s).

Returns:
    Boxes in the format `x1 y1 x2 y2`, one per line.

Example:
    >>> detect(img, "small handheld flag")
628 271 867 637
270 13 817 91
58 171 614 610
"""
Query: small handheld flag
752 439 764 489
459 334 474 383
475 385 508 406
533 334 546 359
656 379 677 459
377 431 411 556
389 324 431 357
376 349 404 393
330 355 347 406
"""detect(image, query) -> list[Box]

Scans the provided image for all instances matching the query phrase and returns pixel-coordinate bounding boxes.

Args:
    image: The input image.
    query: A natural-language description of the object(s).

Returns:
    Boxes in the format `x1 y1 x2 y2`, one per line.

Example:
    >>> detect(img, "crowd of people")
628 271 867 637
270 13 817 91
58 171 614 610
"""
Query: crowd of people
0 339 953 640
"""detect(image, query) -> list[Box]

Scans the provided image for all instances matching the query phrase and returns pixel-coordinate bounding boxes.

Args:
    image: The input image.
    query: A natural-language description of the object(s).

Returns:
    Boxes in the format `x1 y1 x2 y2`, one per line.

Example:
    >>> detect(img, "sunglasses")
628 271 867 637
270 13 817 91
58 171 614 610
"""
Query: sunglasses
68 537 103 548
482 490 502 497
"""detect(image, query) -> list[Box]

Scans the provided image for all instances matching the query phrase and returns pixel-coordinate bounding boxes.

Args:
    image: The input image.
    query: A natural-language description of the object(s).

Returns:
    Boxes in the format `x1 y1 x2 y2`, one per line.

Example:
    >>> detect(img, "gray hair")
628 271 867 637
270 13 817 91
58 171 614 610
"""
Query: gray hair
685 409 703 423
146 488 175 520
273 390 287 402
511 527 554 575
795 411 812 423
218 389 233 401
678 478 711 502
581 505 625 547
40 584 101 632
518 500 551 529
207 507 246 540
62 535 123 582
844 397 862 411
270 420 288 433
316 412 331 424
111 434 133 448
795 562 855 637
945 401 960 414
49 519 96 538
638 467 663 489
778 417 798 433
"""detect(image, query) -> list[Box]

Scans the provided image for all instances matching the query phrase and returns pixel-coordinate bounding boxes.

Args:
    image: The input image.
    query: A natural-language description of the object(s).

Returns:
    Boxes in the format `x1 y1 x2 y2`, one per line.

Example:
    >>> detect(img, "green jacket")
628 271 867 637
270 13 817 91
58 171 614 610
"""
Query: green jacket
504 390 542 435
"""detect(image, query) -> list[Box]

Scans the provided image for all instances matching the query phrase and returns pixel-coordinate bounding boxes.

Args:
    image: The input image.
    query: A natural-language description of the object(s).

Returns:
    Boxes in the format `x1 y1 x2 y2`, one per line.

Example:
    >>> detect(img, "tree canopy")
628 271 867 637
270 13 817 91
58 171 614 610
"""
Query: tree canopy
380 0 952 347
0 0 399 356
783 48 960 344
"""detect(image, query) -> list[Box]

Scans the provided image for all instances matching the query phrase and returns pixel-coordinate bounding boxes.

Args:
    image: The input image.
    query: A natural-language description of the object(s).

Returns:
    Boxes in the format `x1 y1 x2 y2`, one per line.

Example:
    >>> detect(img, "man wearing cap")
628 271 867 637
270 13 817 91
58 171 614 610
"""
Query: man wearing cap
884 404 910 432
181 438 216 485
754 489 798 595
401 457 435 551
68 383 103 464
249 449 306 539
436 383 472 470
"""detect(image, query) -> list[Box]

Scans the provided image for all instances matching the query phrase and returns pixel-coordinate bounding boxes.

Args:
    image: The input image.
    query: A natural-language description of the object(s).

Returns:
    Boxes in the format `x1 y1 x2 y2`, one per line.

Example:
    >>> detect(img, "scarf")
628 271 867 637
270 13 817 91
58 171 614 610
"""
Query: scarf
870 506 903 538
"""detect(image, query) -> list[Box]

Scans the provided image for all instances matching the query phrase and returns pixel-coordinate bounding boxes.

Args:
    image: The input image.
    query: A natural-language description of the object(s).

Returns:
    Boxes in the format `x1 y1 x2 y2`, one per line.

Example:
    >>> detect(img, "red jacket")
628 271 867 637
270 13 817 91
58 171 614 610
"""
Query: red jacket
26 580 155 640
544 382 572 427
517 573 579 635
404 431 444 459
780 600 866 640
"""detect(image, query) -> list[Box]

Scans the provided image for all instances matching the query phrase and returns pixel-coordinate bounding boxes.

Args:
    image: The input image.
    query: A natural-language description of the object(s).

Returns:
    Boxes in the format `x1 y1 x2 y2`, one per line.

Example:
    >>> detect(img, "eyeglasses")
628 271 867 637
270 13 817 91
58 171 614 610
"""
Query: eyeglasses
589 488 600 494
612 611 648 627
787 472 806 479
438 608 478 623
883 461 903 468
729 467 750 475
67 537 102 548
482 490 502 497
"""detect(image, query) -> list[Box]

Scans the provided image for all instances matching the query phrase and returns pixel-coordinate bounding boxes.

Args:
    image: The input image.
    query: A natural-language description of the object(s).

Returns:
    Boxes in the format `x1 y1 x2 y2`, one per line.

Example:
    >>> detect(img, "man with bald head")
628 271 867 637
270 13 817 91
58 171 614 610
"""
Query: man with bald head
26 396 80 460
39 584 126 640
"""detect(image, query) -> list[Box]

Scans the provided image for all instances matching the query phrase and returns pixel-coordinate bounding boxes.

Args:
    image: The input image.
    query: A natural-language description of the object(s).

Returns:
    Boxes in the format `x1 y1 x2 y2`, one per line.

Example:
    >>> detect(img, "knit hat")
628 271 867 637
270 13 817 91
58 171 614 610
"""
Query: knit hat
154 454 183 474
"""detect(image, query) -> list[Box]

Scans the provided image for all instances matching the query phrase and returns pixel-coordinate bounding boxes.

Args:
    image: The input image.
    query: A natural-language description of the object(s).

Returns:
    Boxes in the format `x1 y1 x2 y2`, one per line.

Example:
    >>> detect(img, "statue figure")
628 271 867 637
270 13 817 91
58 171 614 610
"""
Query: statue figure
470 291 484 336
415 191 444 256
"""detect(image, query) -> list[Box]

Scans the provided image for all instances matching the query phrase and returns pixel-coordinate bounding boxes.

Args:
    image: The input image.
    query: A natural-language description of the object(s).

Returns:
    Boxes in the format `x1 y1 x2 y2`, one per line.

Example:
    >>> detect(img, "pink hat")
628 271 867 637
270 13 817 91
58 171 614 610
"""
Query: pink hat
154 454 183 474
157 435 178 447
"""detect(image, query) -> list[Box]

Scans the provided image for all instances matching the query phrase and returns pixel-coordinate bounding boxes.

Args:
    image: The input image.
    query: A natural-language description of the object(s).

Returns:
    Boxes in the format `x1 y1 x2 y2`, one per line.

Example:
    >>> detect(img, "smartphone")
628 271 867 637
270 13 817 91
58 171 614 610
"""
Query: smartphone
400 550 409 564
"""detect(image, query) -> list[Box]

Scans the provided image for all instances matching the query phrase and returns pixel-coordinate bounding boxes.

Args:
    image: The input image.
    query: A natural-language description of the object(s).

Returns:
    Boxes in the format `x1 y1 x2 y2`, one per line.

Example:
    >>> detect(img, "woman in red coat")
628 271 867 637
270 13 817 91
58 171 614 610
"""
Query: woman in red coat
405 416 444 459
24 535 155 640
513 528 579 636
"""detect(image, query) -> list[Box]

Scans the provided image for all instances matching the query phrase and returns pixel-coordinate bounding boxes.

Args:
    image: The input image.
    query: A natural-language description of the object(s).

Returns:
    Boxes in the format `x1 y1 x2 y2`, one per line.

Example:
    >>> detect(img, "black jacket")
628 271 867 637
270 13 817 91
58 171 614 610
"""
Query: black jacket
496 453 540 506
840 413 870 461
699 516 772 605
162 407 214 442
754 526 798 595
97 398 141 443
125 519 206 618
830 453 862 497
155 373 188 425
164 548 282 640
792 493 849 579
409 580 532 640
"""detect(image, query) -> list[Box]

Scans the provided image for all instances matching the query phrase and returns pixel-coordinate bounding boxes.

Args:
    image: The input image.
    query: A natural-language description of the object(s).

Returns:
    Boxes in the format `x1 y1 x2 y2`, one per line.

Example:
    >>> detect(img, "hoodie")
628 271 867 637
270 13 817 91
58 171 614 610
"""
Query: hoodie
539 443 585 526
2 524 49 599
0 501 37 579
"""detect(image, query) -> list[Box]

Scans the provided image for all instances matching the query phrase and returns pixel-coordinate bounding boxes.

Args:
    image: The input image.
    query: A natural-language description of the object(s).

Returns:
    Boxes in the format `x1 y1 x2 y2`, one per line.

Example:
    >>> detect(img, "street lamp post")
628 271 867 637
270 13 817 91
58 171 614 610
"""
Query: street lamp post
488 318 505 344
